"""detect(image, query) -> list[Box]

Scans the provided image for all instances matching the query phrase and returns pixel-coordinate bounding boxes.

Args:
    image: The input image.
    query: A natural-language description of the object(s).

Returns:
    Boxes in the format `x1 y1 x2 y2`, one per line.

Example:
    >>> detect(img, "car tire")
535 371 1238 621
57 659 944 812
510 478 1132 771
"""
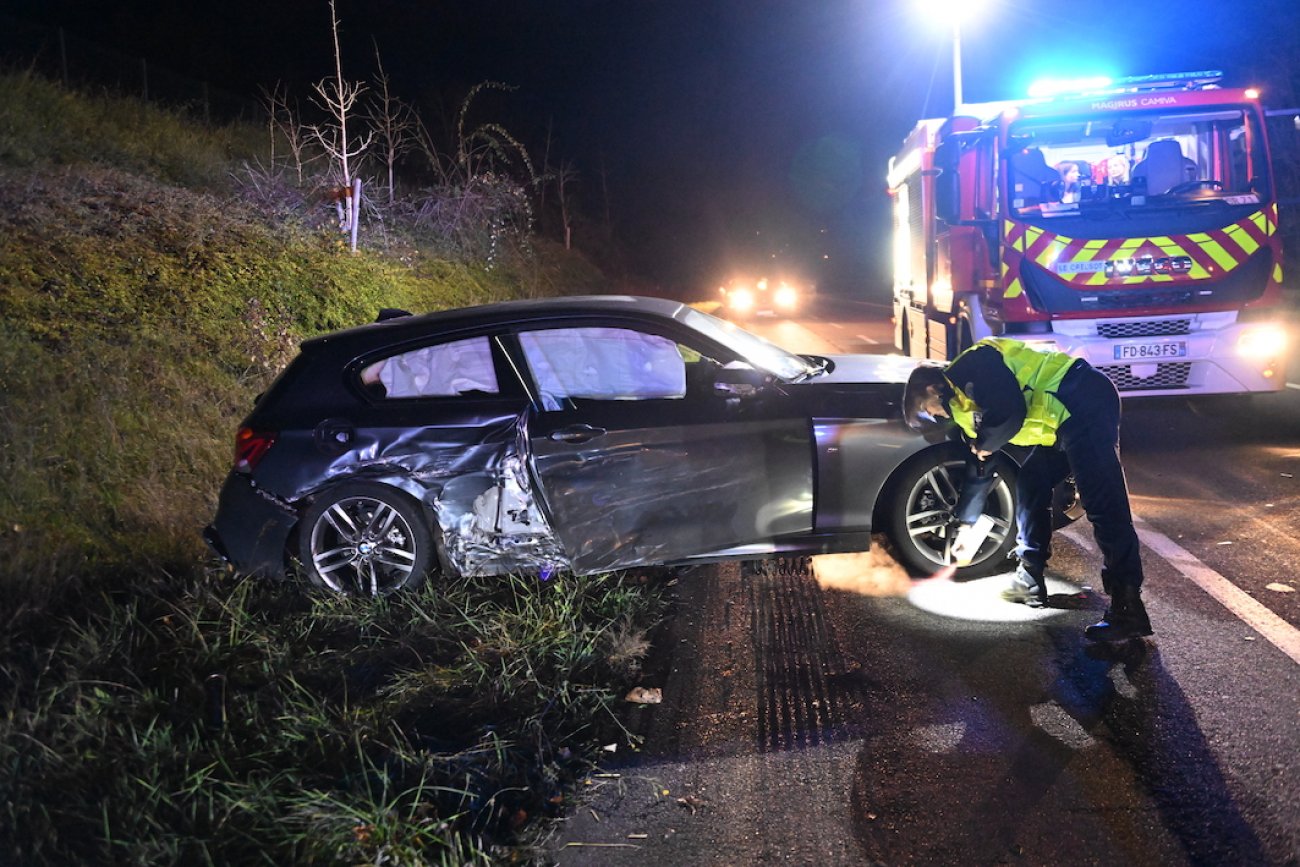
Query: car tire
886 443 1018 578
298 482 435 595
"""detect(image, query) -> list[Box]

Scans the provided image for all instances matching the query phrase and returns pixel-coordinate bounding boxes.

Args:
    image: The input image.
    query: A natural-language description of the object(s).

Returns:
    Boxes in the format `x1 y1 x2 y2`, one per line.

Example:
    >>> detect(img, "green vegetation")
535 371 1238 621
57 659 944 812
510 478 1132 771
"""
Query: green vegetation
0 72 663 864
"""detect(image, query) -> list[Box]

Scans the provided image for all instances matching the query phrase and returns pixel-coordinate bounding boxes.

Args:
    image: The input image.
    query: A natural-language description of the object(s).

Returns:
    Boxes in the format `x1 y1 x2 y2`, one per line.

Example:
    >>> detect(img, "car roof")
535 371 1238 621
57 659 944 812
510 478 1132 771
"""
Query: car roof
300 294 695 354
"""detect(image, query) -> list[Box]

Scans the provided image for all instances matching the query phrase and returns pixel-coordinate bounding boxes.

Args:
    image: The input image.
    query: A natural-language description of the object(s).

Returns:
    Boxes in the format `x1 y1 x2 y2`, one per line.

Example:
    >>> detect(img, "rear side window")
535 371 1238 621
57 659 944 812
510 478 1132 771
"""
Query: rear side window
360 336 499 398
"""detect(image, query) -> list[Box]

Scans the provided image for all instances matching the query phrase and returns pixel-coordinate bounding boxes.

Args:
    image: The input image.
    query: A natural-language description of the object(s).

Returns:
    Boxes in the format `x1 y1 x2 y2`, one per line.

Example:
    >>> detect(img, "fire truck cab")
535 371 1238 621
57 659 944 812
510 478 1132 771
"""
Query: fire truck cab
888 70 1289 396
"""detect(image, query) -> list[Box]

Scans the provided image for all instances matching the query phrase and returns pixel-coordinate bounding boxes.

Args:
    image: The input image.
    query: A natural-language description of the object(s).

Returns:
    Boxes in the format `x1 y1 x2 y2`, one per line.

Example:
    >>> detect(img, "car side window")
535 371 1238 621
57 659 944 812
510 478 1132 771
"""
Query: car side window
518 327 690 410
360 336 499 399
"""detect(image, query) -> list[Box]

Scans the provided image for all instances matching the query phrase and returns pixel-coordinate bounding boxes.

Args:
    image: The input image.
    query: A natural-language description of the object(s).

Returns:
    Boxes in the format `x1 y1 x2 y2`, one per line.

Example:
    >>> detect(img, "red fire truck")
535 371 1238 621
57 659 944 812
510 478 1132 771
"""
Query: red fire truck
888 70 1290 396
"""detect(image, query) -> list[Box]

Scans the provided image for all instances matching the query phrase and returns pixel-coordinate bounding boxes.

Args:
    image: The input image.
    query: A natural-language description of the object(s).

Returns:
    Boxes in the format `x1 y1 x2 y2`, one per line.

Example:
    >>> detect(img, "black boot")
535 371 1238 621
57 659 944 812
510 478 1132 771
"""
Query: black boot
1085 585 1153 642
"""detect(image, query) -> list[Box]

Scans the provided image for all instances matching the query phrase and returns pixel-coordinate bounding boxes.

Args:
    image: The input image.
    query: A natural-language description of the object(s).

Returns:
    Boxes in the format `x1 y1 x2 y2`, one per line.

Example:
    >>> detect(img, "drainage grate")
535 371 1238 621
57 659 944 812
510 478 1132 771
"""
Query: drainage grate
1097 319 1191 338
746 558 858 751
1099 362 1191 390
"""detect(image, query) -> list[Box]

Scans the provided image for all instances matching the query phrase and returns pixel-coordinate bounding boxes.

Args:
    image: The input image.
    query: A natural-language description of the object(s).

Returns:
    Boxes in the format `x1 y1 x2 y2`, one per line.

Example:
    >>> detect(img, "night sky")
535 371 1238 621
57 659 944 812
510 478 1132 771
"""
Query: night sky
12 0 1300 294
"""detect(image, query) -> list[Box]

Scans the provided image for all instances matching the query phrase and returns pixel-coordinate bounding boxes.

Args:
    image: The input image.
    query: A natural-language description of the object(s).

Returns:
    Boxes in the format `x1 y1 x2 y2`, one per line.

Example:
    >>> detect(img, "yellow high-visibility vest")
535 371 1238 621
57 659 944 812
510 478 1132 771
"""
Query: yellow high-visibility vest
948 338 1077 446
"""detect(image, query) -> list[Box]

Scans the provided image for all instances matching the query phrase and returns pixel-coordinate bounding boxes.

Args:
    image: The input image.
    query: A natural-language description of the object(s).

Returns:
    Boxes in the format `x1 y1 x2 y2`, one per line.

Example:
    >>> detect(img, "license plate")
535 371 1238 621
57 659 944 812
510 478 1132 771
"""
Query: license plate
1113 341 1188 360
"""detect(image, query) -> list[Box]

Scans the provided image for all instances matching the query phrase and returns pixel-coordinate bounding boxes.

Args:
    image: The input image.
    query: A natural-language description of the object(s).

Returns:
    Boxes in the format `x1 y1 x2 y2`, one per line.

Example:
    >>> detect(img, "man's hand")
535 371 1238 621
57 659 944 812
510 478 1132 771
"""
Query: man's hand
971 447 993 460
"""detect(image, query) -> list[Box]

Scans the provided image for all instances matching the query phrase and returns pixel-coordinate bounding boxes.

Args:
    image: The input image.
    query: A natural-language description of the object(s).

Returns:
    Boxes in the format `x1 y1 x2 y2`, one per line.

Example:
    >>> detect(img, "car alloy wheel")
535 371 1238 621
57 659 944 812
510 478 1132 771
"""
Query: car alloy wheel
887 443 1018 577
299 482 434 595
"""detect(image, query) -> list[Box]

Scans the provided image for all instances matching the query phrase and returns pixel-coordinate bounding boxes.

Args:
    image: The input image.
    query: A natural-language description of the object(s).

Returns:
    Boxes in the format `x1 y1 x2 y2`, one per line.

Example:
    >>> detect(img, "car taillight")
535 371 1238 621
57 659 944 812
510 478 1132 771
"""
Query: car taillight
233 426 276 474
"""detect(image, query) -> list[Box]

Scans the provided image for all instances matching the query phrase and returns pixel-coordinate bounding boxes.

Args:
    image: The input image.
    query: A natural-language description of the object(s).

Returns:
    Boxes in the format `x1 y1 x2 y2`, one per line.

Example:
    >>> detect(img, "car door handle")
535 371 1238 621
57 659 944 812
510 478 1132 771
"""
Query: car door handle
549 424 606 444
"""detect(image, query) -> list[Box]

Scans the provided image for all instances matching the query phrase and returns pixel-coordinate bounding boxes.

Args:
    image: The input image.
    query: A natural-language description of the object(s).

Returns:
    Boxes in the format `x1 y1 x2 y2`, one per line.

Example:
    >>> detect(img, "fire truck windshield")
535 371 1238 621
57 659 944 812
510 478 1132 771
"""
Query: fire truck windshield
1005 106 1270 227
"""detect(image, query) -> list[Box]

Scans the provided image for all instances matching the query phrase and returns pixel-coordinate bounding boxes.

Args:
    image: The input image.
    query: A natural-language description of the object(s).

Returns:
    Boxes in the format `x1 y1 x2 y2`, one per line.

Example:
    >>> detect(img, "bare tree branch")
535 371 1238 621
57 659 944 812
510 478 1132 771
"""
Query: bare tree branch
365 43 418 206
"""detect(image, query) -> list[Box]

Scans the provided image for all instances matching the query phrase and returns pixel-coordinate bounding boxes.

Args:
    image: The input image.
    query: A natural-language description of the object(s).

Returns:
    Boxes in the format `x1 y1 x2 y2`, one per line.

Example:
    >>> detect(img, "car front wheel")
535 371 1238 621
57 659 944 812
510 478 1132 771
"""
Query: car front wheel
886 443 1018 578
299 482 435 595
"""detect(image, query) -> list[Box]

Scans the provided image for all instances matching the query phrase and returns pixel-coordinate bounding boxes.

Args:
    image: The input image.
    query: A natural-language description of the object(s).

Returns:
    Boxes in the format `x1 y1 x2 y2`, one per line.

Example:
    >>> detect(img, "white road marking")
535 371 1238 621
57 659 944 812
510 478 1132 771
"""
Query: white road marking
1135 517 1300 665
855 335 880 344
1063 519 1300 665
1286 382 1300 390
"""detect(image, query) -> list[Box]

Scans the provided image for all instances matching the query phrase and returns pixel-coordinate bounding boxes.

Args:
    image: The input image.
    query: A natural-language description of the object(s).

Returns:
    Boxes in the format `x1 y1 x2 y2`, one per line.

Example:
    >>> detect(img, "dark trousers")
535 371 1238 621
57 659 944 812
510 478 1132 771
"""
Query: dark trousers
1015 362 1144 592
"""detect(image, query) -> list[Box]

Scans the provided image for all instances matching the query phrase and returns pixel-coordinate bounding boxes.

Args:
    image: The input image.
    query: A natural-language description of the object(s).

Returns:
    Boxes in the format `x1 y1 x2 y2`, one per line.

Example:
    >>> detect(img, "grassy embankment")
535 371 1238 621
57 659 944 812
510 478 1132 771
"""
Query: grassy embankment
0 72 665 864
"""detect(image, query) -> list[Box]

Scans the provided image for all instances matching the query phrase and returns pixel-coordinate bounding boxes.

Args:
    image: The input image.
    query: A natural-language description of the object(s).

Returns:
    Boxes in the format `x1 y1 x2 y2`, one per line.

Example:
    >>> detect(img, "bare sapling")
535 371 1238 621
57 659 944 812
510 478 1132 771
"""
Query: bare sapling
259 82 316 185
306 0 373 250
366 45 418 207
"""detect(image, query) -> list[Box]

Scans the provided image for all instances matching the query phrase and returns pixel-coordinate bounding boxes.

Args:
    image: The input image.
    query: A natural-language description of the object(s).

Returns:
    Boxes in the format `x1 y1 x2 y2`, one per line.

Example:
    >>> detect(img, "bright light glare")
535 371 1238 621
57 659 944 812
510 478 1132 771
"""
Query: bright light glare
907 573 1082 623
728 287 755 312
1027 75 1113 98
1237 324 1288 359
774 283 798 309
919 0 985 25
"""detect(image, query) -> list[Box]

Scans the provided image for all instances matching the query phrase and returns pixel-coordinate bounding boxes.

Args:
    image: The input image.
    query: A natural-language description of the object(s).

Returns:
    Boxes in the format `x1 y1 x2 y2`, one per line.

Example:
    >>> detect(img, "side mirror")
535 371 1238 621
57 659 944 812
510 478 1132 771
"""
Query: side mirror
713 363 769 397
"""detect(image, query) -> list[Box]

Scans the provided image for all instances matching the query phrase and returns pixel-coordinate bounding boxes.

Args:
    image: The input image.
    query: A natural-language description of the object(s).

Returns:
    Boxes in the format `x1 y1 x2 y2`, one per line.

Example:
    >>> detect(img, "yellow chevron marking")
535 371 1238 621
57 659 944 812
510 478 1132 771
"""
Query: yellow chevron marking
1203 241 1236 272
1014 216 1271 289
1033 238 1069 269
1226 223 1261 255
1274 263 1284 283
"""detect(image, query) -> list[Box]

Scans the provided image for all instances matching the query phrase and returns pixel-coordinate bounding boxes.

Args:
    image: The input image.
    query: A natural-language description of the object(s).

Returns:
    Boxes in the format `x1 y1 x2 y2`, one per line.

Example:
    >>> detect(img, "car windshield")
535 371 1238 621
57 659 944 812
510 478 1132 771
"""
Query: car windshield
1006 105 1270 225
677 306 819 381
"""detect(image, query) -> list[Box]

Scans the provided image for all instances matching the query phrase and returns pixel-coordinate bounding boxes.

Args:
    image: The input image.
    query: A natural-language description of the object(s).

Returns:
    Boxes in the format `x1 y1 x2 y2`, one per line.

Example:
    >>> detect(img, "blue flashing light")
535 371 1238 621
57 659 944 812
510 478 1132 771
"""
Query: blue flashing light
1113 70 1223 88
1028 76 1113 98
1027 70 1225 100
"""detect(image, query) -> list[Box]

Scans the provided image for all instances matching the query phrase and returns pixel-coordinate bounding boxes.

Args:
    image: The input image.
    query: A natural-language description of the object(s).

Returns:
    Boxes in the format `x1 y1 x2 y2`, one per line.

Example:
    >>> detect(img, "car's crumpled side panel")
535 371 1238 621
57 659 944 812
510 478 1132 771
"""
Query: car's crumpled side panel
251 406 573 578
528 417 813 574
429 420 570 578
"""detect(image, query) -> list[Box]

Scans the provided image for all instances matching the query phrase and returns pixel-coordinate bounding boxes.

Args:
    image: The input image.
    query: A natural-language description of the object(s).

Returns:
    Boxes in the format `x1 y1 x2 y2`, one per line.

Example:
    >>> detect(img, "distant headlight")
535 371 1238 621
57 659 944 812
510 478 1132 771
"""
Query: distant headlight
1236 324 1288 359
728 287 755 312
774 283 798 309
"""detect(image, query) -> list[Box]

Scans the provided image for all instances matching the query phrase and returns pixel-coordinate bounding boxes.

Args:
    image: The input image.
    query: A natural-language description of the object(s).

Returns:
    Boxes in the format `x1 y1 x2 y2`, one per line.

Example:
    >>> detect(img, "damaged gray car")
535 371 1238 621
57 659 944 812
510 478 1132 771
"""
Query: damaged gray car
204 295 1022 595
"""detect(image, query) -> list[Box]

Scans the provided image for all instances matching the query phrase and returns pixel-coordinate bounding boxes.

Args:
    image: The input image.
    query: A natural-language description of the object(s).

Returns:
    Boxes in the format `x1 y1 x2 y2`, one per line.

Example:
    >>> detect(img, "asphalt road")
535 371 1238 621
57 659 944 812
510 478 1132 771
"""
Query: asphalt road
544 296 1300 866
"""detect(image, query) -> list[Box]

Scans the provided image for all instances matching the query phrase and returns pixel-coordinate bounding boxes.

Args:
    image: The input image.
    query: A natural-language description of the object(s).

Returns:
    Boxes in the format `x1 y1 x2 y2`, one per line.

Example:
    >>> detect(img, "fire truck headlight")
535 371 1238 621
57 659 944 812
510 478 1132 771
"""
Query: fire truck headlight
1236 324 1288 360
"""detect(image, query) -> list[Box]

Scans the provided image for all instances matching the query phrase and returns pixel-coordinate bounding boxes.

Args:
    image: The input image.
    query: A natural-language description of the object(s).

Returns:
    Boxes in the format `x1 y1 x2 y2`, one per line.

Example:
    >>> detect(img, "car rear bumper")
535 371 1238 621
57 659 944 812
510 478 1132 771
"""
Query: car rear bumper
204 473 298 579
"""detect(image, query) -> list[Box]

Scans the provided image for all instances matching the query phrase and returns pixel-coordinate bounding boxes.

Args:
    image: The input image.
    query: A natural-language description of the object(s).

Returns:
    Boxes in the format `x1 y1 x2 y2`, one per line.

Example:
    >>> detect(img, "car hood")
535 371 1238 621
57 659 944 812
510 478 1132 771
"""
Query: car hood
813 353 922 386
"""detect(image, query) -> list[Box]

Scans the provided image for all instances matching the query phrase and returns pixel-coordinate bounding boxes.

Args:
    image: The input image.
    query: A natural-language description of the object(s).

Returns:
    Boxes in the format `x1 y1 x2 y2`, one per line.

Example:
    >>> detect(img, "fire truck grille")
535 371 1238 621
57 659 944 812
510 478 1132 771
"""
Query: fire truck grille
1098 362 1191 391
1097 319 1191 338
